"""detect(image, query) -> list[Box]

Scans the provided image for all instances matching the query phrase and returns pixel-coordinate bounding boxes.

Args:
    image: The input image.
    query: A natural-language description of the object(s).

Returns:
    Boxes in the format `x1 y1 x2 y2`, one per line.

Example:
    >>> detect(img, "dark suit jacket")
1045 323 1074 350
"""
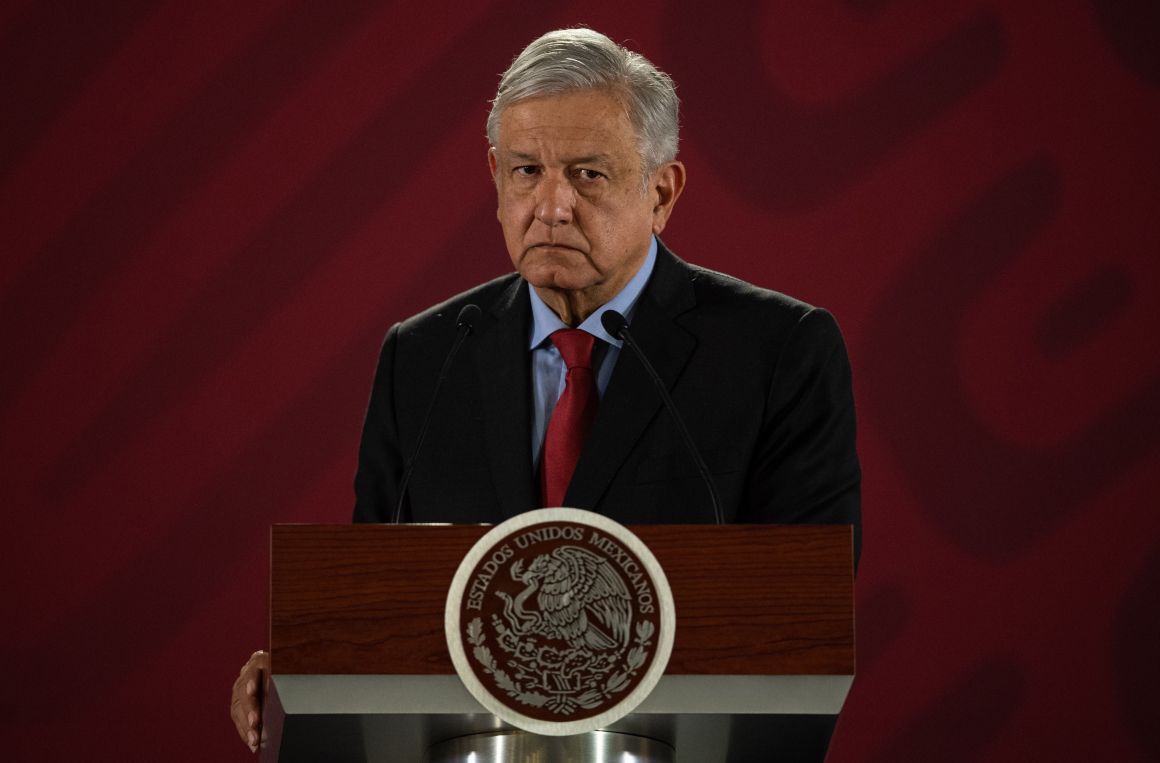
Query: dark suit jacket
353 243 860 558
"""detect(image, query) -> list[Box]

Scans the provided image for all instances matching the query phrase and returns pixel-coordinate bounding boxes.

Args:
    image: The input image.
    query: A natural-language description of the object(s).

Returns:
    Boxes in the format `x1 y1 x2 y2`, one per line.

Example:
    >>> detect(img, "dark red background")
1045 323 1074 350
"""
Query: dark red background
2 2 1157 760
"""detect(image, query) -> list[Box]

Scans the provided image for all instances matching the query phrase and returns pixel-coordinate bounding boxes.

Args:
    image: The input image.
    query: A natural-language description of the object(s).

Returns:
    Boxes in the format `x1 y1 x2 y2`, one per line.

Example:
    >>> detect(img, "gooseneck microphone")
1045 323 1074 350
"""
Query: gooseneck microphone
392 303 481 524
601 310 724 525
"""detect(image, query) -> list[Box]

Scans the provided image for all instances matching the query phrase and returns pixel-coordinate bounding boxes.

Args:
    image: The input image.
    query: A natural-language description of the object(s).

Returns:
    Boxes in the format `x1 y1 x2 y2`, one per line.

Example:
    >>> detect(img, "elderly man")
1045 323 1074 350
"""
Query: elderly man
231 27 860 757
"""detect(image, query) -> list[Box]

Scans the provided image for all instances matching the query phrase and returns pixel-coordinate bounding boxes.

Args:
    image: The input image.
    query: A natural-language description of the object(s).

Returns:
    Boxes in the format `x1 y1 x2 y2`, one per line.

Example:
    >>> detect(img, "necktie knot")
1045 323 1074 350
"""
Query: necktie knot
549 329 596 370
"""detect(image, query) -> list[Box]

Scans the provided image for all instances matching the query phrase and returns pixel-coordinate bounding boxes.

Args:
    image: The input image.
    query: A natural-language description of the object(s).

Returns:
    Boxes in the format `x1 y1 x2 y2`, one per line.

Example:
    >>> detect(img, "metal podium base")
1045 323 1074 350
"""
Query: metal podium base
426 730 674 763
266 674 852 762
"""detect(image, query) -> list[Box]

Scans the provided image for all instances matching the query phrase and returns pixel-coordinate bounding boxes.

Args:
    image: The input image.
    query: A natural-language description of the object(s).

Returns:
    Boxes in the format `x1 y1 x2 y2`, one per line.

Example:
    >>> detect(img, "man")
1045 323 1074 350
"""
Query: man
231 27 860 757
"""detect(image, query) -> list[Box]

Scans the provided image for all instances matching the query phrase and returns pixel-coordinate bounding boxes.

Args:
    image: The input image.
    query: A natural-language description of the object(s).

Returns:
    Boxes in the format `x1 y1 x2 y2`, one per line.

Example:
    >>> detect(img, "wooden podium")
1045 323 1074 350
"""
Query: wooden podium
263 523 854 762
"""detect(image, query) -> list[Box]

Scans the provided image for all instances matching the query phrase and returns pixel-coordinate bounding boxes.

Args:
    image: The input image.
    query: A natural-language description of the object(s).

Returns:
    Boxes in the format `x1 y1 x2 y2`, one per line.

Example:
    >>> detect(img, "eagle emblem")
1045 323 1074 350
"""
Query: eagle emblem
447 510 673 734
498 545 632 652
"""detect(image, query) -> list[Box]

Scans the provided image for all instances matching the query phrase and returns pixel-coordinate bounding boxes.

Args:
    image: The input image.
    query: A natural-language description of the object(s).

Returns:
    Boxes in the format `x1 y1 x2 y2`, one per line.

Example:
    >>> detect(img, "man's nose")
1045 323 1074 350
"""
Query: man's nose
534 174 574 226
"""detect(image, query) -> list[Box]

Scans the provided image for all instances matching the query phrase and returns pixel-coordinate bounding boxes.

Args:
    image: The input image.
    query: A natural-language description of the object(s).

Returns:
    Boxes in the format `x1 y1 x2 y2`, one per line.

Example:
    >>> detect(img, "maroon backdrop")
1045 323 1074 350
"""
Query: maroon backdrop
2 2 1157 760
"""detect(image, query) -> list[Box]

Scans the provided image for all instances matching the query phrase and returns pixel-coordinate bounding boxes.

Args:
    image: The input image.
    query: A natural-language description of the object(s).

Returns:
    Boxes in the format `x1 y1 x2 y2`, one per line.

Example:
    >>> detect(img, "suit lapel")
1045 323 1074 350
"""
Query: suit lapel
476 278 537 519
565 244 698 510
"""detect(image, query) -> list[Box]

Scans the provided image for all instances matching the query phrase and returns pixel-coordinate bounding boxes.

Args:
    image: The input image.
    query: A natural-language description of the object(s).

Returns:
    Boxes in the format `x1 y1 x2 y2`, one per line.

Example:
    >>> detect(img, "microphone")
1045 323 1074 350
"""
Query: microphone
392 303 482 523
601 310 724 525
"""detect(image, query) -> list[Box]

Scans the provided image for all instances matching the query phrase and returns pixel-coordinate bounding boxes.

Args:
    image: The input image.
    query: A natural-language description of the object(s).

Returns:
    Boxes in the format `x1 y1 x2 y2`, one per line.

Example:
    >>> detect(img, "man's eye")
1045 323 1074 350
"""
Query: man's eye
575 169 603 180
515 166 539 176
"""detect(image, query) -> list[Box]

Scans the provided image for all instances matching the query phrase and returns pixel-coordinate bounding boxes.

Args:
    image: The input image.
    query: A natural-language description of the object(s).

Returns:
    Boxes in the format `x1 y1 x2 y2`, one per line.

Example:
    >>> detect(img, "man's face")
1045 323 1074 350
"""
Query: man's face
488 89 683 318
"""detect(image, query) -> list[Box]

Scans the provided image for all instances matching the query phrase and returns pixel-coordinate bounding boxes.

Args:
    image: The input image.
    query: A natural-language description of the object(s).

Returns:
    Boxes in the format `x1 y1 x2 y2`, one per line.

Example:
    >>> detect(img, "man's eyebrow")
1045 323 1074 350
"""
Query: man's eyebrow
505 151 613 166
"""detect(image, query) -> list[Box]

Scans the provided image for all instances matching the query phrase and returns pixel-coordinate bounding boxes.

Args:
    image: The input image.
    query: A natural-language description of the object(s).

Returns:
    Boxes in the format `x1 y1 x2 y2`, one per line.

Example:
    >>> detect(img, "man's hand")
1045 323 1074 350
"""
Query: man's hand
230 650 270 753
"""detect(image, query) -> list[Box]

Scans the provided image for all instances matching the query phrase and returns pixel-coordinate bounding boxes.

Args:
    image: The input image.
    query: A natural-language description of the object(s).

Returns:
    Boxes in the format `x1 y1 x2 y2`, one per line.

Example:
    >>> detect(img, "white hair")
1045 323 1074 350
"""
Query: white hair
486 28 680 184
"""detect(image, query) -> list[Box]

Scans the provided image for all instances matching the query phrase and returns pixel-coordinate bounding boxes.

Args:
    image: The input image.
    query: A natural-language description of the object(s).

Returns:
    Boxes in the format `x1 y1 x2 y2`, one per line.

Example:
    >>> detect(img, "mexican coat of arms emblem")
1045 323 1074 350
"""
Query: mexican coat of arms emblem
445 508 675 735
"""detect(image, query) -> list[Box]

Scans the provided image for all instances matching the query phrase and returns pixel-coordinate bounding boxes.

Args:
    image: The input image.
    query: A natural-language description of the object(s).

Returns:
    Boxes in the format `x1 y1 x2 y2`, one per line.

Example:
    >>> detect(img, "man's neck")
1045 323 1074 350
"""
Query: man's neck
531 285 606 326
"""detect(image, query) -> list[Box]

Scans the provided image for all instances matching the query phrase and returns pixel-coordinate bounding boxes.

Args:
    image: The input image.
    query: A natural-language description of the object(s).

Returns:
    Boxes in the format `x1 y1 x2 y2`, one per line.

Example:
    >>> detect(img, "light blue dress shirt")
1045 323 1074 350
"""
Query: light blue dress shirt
528 236 658 468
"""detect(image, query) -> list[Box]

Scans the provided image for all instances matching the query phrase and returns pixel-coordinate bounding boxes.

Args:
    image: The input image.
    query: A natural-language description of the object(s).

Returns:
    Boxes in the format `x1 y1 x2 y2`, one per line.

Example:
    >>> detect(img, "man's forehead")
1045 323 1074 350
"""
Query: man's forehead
499 91 631 134
499 118 624 145
498 117 635 168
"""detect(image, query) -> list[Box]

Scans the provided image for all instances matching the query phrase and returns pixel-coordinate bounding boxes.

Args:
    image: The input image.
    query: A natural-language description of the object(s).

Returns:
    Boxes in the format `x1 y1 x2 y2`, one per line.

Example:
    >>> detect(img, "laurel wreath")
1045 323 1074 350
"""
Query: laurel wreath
467 617 550 707
466 617 655 715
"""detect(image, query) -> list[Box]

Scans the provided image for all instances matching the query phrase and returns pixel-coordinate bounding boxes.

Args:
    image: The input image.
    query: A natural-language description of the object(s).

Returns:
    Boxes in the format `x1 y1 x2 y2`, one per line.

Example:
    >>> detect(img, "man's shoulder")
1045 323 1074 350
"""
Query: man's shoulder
395 272 524 339
689 262 813 312
652 248 847 363
660 250 824 328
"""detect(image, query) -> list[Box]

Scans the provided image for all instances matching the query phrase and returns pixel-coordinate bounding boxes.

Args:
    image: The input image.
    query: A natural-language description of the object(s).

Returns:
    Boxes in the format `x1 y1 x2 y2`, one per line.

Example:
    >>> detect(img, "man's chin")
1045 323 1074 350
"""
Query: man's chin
520 269 598 294
517 256 596 291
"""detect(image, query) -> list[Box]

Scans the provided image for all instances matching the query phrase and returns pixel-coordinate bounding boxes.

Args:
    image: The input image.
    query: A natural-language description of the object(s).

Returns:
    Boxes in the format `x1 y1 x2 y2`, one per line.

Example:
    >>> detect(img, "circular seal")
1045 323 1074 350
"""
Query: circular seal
445 508 675 736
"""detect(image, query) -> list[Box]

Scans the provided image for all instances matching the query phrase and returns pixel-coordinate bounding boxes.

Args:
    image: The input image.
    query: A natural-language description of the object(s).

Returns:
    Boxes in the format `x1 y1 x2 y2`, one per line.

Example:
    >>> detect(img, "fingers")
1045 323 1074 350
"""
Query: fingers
230 650 270 753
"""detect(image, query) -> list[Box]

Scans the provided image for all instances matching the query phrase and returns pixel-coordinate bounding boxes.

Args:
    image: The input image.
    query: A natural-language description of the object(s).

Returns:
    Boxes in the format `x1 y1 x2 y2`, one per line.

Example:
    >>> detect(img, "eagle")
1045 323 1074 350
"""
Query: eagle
497 545 632 651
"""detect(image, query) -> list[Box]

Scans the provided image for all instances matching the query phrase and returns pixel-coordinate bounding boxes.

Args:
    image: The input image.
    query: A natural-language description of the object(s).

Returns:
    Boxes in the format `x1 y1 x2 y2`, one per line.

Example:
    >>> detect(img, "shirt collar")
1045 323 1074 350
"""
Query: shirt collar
527 236 658 349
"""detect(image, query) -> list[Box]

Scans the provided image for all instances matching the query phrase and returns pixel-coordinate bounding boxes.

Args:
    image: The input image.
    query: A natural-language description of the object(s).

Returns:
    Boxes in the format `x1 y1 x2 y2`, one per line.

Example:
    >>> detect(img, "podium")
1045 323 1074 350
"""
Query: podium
263 523 854 762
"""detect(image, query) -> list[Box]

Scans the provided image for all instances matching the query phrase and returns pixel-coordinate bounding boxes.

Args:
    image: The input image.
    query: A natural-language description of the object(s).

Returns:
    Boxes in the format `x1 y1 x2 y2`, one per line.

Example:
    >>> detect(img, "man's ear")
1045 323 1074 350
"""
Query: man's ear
651 160 686 235
488 147 499 183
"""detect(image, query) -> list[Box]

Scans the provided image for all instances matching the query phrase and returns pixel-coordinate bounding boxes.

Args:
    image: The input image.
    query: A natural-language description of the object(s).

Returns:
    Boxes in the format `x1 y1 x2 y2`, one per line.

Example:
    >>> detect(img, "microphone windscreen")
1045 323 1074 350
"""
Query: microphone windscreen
600 309 628 338
456 303 482 332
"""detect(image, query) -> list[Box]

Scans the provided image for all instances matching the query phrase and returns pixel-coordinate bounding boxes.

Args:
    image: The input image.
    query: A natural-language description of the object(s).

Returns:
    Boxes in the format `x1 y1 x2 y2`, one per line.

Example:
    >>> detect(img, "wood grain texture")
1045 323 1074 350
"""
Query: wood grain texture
271 524 853 676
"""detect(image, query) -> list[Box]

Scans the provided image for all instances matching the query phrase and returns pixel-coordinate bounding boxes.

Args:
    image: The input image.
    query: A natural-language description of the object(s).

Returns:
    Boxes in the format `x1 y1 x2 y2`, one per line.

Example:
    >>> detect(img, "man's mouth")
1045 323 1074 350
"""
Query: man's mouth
527 242 583 253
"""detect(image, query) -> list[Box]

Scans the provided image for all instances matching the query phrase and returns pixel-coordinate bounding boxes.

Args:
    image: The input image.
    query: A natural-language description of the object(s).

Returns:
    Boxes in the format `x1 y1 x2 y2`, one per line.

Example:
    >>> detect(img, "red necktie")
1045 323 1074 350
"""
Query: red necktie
540 329 598 507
